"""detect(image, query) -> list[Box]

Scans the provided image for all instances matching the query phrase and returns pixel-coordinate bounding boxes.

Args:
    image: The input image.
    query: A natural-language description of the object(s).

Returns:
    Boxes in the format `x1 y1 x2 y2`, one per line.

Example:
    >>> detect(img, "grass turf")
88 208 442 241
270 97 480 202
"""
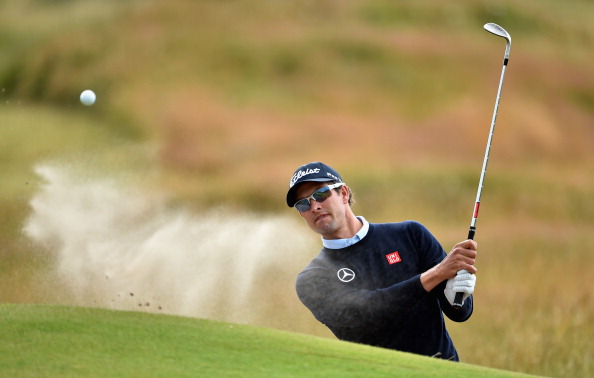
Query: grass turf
0 304 538 377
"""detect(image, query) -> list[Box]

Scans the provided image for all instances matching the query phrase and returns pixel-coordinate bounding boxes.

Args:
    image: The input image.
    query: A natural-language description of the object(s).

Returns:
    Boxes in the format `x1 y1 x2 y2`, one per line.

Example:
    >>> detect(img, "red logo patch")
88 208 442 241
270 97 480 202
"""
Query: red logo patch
385 251 402 265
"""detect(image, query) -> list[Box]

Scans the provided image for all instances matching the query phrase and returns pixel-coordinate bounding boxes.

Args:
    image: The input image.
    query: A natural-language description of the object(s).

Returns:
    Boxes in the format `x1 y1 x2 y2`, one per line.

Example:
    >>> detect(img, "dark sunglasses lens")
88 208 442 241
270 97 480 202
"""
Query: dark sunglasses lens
312 187 332 202
295 199 310 212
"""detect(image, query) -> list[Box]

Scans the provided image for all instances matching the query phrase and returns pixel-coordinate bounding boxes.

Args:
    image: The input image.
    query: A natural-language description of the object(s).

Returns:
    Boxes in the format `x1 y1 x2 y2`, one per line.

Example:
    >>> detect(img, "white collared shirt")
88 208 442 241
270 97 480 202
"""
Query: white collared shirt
322 216 369 249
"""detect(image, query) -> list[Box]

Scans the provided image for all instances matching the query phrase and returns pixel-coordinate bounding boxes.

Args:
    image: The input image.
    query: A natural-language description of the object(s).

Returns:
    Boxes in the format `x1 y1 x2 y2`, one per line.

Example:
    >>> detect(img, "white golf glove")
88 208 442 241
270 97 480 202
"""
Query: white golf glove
444 270 476 307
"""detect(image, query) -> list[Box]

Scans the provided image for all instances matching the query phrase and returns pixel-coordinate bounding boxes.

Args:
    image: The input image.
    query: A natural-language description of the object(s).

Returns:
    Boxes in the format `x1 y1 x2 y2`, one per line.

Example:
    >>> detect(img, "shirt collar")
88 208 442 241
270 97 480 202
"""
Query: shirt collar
322 216 369 249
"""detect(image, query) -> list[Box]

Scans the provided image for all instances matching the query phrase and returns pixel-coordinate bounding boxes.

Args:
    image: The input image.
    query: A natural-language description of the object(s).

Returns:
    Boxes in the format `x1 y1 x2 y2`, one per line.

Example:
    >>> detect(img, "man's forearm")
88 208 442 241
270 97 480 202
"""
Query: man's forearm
420 265 445 292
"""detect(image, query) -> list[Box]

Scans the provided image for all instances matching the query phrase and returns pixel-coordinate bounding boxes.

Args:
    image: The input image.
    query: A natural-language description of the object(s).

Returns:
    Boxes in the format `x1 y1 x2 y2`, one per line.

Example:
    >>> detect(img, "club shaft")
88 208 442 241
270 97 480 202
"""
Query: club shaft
469 62 507 238
453 47 509 309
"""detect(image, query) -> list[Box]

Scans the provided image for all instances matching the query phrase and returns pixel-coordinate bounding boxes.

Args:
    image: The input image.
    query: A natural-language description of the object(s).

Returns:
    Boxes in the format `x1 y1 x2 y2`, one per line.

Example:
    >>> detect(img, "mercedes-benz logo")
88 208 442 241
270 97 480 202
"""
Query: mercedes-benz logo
337 268 355 283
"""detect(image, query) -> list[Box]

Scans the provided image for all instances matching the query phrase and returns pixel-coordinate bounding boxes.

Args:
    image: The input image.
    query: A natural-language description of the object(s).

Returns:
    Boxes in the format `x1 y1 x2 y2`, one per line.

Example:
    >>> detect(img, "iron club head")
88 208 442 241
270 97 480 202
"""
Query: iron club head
484 23 511 41
484 23 511 60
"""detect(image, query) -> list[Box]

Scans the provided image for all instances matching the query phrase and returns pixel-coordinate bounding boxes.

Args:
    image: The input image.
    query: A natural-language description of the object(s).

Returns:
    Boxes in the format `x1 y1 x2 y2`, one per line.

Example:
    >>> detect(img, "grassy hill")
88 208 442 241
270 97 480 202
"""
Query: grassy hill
0 304 537 377
1 0 593 377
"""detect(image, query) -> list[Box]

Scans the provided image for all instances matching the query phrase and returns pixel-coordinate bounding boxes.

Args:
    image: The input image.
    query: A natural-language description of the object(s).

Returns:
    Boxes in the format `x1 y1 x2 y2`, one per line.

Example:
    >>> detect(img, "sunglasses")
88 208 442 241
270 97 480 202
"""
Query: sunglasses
294 183 344 213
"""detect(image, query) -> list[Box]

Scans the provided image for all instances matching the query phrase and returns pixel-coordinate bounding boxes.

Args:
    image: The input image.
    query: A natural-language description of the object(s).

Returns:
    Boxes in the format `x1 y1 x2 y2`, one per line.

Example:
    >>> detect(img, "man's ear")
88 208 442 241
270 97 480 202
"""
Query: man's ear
341 185 349 204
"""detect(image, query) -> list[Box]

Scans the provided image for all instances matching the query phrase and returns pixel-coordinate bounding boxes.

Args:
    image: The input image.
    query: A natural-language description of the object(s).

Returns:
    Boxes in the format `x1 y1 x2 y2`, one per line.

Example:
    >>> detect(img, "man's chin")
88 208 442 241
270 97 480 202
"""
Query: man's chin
313 219 338 238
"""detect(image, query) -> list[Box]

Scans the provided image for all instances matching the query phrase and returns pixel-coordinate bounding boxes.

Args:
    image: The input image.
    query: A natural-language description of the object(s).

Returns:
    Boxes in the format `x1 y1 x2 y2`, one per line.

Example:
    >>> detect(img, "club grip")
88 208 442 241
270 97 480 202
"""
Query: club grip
452 227 476 309
468 227 476 241
452 292 465 309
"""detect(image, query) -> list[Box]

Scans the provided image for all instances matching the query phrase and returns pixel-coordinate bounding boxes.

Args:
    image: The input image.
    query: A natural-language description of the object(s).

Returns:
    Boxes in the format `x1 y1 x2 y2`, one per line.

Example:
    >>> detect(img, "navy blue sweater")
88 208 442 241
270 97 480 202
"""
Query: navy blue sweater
295 221 473 361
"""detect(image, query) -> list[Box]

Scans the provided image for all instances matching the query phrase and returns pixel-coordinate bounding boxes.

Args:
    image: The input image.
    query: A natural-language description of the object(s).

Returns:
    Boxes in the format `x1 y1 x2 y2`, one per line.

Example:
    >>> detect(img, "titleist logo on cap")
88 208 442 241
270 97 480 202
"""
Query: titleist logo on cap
290 168 320 187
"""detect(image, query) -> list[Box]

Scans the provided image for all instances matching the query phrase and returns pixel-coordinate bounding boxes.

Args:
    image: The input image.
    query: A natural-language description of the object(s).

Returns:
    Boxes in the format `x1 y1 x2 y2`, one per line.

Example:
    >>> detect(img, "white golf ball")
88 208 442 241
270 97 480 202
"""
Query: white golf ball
80 89 96 106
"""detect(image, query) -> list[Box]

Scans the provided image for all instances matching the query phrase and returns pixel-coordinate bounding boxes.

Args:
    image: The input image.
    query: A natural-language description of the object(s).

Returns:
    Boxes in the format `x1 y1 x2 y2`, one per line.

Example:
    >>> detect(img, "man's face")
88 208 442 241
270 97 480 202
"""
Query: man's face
294 181 349 239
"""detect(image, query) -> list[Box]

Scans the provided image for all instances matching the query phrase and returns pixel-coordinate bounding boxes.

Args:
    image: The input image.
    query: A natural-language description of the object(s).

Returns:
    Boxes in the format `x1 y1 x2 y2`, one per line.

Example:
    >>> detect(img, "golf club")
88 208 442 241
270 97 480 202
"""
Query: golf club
453 23 511 309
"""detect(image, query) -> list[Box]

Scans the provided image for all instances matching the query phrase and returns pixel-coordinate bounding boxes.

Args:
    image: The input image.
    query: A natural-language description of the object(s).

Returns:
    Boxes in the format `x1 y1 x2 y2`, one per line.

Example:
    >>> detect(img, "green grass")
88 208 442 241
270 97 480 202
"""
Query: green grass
0 304 536 377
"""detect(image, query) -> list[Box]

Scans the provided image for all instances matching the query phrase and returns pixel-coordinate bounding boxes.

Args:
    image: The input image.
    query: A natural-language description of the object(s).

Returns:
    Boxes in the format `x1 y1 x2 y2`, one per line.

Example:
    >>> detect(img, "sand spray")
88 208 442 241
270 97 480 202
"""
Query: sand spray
23 163 321 331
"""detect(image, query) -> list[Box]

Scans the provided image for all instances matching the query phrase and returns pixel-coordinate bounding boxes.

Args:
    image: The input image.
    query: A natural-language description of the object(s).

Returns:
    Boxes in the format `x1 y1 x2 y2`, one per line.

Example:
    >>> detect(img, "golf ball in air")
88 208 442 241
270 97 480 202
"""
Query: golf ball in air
80 90 96 106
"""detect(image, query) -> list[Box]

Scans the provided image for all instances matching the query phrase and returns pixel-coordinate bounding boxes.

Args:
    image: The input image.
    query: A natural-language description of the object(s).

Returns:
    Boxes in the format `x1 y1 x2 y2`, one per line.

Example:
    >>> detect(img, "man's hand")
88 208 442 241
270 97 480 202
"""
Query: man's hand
420 239 477 292
444 271 476 306
439 239 478 277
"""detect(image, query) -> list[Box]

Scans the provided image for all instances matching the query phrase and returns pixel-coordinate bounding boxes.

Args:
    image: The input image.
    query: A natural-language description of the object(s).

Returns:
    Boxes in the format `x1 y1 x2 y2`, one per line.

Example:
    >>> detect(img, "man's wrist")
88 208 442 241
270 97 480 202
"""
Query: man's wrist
420 266 443 292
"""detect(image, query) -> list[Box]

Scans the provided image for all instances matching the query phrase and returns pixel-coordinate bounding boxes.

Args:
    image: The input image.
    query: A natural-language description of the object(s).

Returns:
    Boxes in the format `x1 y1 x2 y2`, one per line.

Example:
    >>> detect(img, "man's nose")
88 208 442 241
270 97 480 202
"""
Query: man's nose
309 197 323 210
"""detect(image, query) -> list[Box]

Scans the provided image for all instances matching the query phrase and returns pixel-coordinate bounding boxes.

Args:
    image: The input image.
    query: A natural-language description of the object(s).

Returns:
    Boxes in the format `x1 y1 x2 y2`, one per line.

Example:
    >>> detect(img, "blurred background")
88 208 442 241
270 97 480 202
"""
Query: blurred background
1 0 593 376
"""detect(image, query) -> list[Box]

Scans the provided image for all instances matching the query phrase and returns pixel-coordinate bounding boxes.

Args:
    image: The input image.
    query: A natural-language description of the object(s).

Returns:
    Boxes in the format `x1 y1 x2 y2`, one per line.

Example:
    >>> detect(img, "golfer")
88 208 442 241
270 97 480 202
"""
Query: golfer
287 162 477 361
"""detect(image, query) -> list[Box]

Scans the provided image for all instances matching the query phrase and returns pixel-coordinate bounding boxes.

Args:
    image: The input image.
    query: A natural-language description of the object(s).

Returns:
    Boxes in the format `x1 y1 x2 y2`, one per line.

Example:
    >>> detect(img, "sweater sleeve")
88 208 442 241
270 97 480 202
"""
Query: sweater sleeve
433 280 474 322
296 264 430 329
